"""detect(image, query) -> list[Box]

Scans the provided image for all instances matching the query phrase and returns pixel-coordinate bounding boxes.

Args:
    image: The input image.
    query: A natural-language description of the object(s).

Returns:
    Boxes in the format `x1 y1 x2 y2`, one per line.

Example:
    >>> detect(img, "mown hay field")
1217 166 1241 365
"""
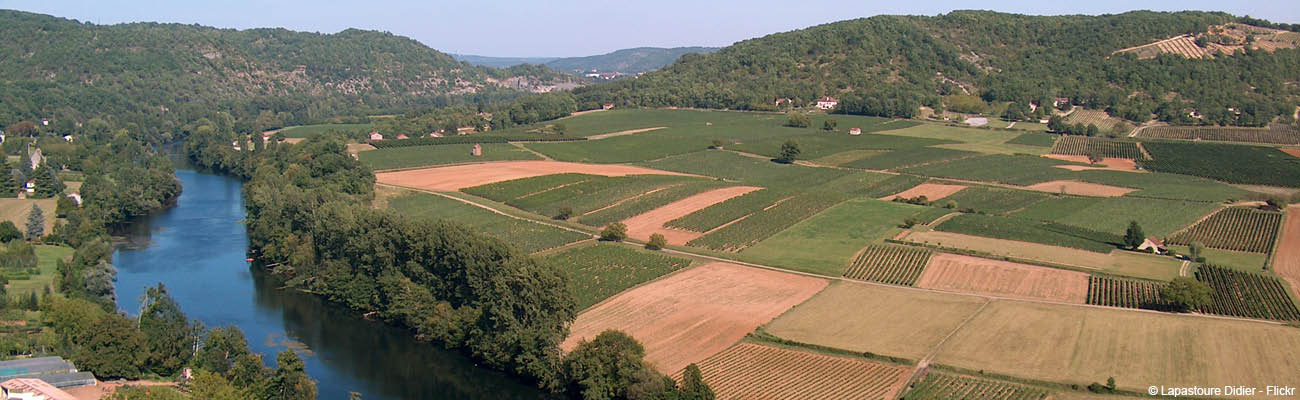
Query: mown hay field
914 253 1090 303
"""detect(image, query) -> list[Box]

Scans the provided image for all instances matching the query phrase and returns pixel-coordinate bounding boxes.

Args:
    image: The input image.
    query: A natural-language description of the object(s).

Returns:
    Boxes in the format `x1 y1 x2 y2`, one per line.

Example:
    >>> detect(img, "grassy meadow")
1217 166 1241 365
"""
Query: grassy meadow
539 243 692 310
386 191 588 253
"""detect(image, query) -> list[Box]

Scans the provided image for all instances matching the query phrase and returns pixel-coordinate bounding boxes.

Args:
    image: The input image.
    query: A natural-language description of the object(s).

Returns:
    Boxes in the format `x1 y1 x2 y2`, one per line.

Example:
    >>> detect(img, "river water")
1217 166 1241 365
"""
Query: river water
112 169 550 399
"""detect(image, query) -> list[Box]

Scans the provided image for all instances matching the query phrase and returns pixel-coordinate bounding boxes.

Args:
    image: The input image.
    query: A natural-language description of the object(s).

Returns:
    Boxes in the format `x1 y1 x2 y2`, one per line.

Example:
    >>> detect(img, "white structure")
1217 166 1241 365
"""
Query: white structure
28 146 44 170
815 96 838 110
369 132 384 141
66 193 82 206
1 379 79 400
1137 237 1168 254
848 127 862 136
61 135 73 142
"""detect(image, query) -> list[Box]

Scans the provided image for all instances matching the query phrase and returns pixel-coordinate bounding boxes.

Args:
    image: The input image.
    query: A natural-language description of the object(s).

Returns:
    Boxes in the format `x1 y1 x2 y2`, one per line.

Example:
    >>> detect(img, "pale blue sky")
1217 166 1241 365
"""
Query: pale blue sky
3 0 1298 56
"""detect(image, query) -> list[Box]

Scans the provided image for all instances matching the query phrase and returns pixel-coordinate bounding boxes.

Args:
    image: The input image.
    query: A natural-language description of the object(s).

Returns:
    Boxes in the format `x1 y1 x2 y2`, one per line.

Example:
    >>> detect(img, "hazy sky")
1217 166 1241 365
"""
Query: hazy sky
3 1 1298 56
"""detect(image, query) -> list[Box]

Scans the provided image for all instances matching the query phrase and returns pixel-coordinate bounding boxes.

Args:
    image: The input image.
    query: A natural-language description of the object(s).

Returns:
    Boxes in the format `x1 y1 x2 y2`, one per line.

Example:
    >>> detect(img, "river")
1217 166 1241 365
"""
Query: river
112 169 550 399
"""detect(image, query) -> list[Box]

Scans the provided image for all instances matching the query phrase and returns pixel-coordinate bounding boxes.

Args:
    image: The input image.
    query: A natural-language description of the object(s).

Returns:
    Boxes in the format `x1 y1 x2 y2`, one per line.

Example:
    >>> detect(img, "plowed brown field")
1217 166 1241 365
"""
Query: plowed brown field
879 183 967 201
1272 205 1300 301
374 160 694 191
915 253 1090 303
1043 154 1140 172
621 186 762 245
1022 180 1137 197
690 343 910 400
561 262 827 374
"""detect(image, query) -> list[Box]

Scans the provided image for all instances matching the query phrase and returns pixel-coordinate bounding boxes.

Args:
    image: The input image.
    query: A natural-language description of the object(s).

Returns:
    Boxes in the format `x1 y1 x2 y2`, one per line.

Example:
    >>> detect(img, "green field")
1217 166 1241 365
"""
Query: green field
1140 141 1300 187
1169 245 1268 273
358 143 539 170
277 123 373 138
575 181 730 227
502 175 702 218
462 173 596 202
738 199 927 276
6 245 73 297
387 192 588 253
729 129 947 160
1007 197 1218 237
935 214 1121 253
876 124 1051 155
841 147 979 170
1005 132 1058 147
539 243 692 310
687 192 849 252
663 188 790 232
637 150 853 190
939 186 1050 215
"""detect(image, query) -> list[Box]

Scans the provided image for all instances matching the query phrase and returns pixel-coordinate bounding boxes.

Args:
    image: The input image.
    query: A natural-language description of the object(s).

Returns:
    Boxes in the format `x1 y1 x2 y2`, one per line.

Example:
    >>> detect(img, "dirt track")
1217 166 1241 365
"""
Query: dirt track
561 262 827 374
374 160 694 191
1272 205 1300 301
621 186 761 245
915 253 1090 303
879 183 967 201
1023 180 1137 197
586 126 667 140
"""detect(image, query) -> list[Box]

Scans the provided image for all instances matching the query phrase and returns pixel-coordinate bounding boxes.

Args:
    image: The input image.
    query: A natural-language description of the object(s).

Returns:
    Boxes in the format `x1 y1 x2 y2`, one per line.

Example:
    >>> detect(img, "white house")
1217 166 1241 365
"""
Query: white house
369 132 384 141
1137 237 1168 254
62 135 74 142
775 98 790 107
815 96 838 110
848 127 862 136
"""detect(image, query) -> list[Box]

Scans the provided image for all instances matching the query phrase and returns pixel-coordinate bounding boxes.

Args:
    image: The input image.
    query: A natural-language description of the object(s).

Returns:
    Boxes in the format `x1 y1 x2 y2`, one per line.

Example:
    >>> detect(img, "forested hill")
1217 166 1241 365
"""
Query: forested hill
544 47 721 74
574 11 1300 126
0 10 578 136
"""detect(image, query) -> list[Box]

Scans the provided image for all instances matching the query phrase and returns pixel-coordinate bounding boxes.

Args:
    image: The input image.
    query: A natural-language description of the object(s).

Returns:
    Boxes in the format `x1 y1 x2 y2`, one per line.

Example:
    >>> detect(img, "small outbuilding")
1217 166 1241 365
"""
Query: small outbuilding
816 96 838 110
602 103 615 110
369 132 384 141
1137 237 1168 254
848 127 862 136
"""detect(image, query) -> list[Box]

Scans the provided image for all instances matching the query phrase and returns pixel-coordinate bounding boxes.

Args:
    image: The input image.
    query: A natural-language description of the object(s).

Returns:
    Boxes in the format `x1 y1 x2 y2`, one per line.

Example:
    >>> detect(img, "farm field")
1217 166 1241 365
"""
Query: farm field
0 198 58 235
1168 207 1283 253
638 150 853 190
576 181 729 227
691 343 910 400
1020 180 1136 197
686 192 849 252
1194 264 1300 321
728 126 943 160
873 123 1050 155
539 244 692 310
764 281 988 361
899 154 1086 186
358 143 539 170
375 160 694 191
1009 196 1219 237
903 372 1049 400
1273 205 1300 301
274 123 372 138
878 183 967 201
618 185 761 245
1063 109 1124 132
1086 275 1166 310
938 186 1049 215
842 147 979 170
1049 136 1144 159
6 245 73 297
736 199 925 275
663 188 789 232
1005 132 1058 147
807 171 896 195
842 244 933 286
934 214 1121 253
1044 154 1139 172
385 191 588 253
901 230 1181 281
914 253 1090 303
1136 124 1300 145
931 299 1300 392
1171 245 1268 272
500 174 700 218
560 262 827 374
1139 141 1300 187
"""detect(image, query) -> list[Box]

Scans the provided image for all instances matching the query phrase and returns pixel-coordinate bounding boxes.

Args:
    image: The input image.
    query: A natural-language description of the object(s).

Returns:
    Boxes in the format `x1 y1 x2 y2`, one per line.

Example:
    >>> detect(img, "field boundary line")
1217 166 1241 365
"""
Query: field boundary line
375 183 597 239
901 299 993 386
580 185 677 216
585 126 667 140
509 142 553 160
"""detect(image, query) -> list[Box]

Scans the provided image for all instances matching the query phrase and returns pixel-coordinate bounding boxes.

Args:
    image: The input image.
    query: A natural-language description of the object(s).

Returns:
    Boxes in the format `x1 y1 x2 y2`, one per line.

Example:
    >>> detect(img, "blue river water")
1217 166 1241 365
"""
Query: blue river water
112 169 549 399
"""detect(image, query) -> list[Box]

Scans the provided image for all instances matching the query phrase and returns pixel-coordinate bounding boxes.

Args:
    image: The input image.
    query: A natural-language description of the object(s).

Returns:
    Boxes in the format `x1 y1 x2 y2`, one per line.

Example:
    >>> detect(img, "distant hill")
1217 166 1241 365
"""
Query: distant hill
452 54 560 68
574 11 1300 127
0 9 579 134
456 47 721 75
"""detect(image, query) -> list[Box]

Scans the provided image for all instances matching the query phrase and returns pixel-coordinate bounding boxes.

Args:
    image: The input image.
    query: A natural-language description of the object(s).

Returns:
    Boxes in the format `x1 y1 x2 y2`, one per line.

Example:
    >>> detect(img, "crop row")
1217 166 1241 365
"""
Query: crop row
842 244 933 286
687 192 848 252
1169 207 1282 253
902 372 1048 400
843 147 979 170
1064 110 1121 131
369 134 584 147
1137 125 1300 145
1138 141 1300 187
859 175 929 199
577 181 729 227
1049 136 1144 159
540 244 691 310
939 186 1050 215
1086 276 1166 310
934 214 1121 253
664 189 789 232
692 343 906 400
1195 264 1300 321
461 173 595 202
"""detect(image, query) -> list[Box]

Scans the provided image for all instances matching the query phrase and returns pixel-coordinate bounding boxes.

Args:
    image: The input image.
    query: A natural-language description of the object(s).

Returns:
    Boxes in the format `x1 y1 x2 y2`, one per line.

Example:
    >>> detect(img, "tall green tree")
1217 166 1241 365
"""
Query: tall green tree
777 140 801 164
74 313 147 379
32 163 64 198
262 351 317 400
139 283 200 376
1123 220 1145 249
25 204 43 240
0 221 20 243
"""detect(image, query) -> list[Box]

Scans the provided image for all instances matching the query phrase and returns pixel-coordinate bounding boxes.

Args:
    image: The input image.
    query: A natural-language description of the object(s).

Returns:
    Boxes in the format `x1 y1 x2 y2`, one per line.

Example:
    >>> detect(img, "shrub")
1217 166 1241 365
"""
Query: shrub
600 223 628 242
776 140 801 163
646 234 667 250
554 207 574 221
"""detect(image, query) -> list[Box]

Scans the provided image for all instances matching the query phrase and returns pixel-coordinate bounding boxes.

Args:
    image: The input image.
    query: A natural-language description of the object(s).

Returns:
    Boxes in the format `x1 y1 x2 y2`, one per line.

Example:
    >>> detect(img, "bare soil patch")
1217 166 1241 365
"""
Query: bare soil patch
1043 154 1140 172
586 126 667 140
915 253 1089 303
1271 205 1300 301
375 160 694 192
67 381 177 400
621 186 761 245
690 343 910 400
1022 180 1137 197
1281 148 1300 158
561 262 827 374
0 198 57 234
346 142 375 154
879 183 967 201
